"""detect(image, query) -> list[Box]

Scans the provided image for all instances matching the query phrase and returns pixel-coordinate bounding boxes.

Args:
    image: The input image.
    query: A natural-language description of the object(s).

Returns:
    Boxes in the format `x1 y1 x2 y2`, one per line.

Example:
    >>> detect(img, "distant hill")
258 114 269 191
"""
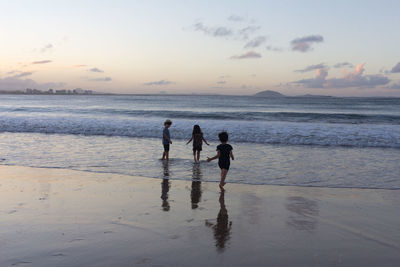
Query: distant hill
253 90 285 97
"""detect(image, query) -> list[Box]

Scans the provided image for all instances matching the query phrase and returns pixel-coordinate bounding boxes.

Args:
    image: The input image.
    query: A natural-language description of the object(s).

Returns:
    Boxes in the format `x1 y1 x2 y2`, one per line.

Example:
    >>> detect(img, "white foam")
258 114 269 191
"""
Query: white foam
0 114 399 148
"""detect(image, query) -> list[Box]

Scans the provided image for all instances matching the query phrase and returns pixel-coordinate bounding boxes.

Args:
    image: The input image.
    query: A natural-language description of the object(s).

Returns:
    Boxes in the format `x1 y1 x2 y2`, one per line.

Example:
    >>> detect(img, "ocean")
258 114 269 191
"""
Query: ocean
1 94 399 189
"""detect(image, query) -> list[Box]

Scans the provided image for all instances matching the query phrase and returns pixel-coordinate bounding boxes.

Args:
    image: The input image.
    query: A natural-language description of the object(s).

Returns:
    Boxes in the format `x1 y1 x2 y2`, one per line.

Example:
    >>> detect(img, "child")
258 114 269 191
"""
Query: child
186 124 209 163
161 119 172 161
207 131 234 191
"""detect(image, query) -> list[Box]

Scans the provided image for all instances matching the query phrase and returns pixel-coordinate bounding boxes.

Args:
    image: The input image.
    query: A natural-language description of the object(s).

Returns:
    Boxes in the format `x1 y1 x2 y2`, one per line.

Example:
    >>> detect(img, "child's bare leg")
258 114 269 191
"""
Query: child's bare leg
196 151 201 162
220 169 228 185
162 151 166 160
165 151 169 161
193 151 197 162
219 169 228 190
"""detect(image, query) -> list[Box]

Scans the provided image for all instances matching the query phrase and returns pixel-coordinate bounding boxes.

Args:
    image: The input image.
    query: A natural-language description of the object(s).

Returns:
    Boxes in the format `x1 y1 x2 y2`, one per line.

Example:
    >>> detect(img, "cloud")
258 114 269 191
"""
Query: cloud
291 35 324 52
89 67 104 73
387 83 400 89
328 63 390 88
391 62 400 73
192 20 261 42
266 45 284 52
231 51 262 59
228 15 245 22
217 81 226 84
244 36 267 48
73 64 87 68
0 76 65 91
88 77 112 82
293 68 328 88
143 80 174 86
32 60 52 64
40 43 53 53
293 63 391 88
334 62 354 68
193 22 233 37
11 72 34 78
295 63 327 73
238 25 261 39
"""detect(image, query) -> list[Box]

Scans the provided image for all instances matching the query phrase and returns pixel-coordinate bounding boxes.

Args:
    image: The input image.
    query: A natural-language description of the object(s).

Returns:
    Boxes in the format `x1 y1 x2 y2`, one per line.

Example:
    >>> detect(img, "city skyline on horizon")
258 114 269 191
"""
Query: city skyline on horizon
1 0 399 97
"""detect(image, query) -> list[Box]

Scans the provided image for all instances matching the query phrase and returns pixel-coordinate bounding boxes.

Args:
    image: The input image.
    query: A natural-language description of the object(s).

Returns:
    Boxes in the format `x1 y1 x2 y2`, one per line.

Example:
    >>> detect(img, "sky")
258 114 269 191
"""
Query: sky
0 0 399 96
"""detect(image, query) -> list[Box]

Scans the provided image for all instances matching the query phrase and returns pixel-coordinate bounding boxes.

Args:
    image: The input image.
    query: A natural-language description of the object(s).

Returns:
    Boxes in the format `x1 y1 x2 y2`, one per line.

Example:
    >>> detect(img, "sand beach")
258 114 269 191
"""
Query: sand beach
1 165 399 266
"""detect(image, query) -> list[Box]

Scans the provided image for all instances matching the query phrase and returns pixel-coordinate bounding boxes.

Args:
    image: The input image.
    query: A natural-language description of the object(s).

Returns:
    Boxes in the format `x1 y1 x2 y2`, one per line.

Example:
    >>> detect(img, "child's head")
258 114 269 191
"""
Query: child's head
218 131 228 143
164 119 172 127
192 124 201 134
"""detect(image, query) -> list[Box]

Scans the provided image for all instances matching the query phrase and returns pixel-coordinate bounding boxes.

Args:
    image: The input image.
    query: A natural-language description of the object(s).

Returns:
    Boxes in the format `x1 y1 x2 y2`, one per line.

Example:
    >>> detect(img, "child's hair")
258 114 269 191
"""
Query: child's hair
192 124 202 135
218 131 228 142
164 119 172 126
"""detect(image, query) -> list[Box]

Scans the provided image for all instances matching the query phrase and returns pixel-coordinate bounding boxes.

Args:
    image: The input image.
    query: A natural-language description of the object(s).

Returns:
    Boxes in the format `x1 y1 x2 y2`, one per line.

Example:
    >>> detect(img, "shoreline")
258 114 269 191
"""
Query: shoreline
1 165 400 266
0 162 400 191
2 162 400 191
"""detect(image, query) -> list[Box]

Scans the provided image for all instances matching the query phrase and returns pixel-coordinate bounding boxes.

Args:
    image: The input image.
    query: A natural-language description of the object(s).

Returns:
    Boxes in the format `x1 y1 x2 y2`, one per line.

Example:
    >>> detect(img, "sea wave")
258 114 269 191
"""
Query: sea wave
2 106 400 124
1 115 399 148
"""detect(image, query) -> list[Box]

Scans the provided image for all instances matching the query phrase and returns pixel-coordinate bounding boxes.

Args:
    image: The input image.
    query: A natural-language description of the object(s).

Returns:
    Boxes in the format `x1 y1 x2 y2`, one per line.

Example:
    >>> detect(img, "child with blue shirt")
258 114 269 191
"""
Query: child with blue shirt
161 119 172 161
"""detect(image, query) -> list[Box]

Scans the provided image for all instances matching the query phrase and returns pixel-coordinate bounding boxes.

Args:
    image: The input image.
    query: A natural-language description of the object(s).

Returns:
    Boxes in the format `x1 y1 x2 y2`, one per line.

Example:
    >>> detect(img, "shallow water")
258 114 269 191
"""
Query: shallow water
1 132 399 189
1 94 399 189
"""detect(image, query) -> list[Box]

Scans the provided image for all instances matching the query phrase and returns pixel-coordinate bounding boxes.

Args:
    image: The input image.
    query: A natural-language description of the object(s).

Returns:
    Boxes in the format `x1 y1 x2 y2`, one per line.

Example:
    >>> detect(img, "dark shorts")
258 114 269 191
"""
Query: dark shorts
193 146 202 152
163 144 170 152
218 161 230 170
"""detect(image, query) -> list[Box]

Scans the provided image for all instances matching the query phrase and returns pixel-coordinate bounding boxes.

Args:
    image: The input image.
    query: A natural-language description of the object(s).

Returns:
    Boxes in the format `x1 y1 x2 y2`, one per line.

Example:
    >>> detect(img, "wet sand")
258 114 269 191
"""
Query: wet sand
0 165 399 266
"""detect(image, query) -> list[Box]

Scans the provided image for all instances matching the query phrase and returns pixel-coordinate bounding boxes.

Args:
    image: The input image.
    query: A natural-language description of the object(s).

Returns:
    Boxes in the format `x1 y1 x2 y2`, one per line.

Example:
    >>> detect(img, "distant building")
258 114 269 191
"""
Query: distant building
73 88 84 94
55 89 67 94
22 88 94 95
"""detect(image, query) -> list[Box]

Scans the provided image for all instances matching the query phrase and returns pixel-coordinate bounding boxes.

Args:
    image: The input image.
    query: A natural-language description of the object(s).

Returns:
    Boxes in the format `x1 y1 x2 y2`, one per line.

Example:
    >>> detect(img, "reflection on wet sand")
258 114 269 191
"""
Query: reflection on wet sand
206 192 232 252
191 163 203 209
162 161 170 178
285 196 319 231
161 179 170 211
161 161 171 211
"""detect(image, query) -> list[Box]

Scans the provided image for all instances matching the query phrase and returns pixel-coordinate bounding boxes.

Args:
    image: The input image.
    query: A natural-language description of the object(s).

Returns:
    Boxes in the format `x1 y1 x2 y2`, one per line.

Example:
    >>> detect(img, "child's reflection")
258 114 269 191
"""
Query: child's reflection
205 192 232 252
161 179 170 211
191 163 203 209
161 161 170 211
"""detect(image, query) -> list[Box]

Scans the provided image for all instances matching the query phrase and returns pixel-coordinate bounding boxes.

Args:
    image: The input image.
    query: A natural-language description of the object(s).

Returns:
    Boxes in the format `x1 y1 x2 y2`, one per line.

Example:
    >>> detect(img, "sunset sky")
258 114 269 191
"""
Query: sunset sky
0 0 399 96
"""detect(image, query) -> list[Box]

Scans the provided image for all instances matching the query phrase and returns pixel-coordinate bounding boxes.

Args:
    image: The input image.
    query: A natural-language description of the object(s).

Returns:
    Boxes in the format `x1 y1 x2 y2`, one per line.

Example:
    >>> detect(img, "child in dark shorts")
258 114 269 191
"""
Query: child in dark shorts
186 125 209 163
161 119 172 161
207 131 234 191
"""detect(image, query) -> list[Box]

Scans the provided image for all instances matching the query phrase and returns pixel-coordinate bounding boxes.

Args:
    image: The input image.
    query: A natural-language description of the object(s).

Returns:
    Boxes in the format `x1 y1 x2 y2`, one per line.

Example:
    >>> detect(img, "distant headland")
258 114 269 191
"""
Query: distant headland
252 90 285 97
0 88 338 97
252 90 333 98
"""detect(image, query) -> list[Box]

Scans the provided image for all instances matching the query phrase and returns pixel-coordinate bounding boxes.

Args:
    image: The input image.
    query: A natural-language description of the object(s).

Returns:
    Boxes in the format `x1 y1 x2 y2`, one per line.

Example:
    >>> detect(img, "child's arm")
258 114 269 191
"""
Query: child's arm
164 133 172 144
230 151 234 160
186 134 193 145
207 150 220 162
202 136 210 145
